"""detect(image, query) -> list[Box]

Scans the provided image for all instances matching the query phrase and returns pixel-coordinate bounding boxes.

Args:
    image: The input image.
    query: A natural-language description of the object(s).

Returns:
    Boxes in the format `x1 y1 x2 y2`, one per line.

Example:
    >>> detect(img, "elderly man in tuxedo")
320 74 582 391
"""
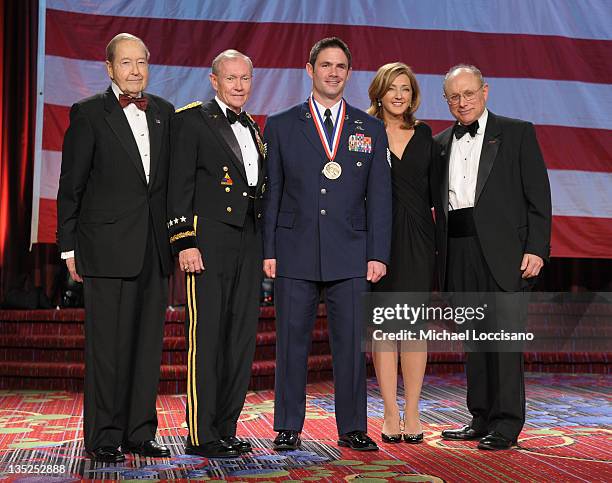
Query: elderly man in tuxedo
57 33 174 462
433 64 552 450
167 49 265 459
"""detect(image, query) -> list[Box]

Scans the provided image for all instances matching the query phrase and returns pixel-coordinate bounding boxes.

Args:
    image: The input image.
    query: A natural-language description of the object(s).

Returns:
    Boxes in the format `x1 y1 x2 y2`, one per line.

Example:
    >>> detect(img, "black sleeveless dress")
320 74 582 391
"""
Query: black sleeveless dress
374 122 435 292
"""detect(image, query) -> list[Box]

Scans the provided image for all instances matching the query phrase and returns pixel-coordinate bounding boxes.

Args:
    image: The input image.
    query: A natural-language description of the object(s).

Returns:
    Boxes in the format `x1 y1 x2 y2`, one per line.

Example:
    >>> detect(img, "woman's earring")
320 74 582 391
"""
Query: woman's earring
377 100 382 107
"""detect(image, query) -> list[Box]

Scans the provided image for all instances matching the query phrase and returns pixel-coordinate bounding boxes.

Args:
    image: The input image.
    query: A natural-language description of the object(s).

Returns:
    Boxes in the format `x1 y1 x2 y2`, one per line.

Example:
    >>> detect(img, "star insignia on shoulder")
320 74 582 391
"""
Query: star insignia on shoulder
180 216 187 222
175 101 203 113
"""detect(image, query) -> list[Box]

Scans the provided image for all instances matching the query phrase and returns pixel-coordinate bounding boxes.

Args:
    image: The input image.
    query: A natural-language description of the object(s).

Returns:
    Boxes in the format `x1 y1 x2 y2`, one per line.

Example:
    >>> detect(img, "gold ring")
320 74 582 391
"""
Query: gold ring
184 265 189 270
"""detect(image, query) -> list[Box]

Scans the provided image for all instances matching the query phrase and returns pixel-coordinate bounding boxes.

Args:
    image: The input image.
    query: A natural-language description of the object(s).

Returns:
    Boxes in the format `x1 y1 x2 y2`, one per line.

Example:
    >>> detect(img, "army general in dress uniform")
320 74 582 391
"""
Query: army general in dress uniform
167 50 265 459
263 38 392 452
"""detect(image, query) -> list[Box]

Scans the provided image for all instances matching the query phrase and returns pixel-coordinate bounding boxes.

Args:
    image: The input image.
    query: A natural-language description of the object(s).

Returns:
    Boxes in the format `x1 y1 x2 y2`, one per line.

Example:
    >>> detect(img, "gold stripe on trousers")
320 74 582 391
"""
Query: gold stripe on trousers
186 215 199 446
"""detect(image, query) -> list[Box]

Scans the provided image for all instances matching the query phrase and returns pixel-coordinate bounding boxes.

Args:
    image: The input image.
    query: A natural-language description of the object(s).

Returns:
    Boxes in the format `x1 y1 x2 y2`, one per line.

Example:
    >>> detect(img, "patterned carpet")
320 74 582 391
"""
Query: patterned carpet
0 373 610 482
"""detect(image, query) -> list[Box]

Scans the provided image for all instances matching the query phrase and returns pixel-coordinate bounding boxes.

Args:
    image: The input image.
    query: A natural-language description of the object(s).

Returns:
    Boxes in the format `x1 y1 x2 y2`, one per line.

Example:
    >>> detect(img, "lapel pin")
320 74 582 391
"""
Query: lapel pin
305 112 312 119
155 119 161 124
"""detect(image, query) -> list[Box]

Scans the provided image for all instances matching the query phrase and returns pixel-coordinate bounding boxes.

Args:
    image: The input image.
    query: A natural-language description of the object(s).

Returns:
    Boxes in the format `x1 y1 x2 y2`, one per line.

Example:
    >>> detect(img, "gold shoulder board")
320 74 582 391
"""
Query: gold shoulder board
175 101 203 113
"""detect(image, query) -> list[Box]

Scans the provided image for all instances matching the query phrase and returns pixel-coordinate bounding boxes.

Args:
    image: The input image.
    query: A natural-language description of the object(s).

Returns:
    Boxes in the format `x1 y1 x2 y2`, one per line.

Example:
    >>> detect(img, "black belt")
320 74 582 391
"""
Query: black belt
448 207 477 237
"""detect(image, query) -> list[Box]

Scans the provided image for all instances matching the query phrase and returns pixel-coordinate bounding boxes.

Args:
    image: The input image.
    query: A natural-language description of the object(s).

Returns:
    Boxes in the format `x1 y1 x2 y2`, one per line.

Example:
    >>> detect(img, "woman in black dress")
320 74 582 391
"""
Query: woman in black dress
367 63 436 444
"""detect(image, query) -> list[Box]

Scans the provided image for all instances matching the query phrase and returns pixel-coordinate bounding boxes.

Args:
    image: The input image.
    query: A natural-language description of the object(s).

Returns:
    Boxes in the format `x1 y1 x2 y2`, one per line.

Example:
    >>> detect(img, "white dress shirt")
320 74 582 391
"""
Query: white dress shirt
111 82 151 183
312 97 342 125
215 97 259 187
448 109 489 210
61 83 152 260
312 96 342 144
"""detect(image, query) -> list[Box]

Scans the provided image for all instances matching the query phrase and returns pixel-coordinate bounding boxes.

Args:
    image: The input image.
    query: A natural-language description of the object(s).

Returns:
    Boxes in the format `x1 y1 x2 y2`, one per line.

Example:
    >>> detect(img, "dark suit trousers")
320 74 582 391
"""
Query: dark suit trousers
83 222 168 450
446 230 526 441
185 214 262 446
273 277 368 435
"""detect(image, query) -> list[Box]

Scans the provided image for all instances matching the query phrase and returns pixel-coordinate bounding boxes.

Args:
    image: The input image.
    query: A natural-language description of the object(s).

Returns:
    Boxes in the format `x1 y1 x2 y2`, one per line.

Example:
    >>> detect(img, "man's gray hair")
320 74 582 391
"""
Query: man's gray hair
211 49 253 75
106 33 150 63
443 64 485 91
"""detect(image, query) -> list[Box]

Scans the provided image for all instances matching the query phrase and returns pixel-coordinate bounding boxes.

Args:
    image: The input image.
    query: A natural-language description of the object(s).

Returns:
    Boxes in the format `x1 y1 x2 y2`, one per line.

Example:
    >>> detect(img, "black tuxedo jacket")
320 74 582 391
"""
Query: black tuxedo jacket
57 86 174 277
167 99 265 253
432 111 552 292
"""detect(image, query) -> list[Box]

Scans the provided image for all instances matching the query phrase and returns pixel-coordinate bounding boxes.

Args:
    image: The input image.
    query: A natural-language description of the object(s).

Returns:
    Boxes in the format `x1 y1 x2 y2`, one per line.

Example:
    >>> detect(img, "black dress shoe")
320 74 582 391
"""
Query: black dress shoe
185 440 240 458
338 431 379 451
87 446 125 463
403 432 424 444
441 425 487 441
123 440 170 457
223 436 252 453
273 430 301 450
477 431 517 450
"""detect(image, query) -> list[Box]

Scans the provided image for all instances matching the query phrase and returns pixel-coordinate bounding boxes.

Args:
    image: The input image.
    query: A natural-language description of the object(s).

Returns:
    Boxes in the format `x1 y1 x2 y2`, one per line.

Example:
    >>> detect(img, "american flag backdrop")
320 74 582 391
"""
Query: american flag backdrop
31 0 612 258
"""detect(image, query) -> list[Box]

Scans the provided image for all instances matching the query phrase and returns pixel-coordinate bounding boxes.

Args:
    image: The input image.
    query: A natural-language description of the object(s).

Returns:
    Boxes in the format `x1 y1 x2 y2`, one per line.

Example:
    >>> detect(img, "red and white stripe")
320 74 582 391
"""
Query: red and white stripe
33 0 612 258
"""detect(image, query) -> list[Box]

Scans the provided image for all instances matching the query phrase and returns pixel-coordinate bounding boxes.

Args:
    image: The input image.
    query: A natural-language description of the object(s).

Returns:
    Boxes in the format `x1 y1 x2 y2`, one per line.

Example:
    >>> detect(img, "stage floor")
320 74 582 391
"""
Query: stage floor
0 373 610 482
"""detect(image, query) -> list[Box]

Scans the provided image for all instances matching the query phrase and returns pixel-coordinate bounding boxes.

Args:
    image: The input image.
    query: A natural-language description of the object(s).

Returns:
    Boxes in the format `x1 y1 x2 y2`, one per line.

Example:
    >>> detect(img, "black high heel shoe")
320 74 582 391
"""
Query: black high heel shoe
403 431 424 444
382 432 403 443
403 421 424 444
381 417 402 444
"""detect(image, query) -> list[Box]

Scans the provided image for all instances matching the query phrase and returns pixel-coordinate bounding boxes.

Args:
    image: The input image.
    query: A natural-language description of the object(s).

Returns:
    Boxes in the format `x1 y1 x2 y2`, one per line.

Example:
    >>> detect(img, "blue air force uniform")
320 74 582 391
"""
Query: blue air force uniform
263 99 391 435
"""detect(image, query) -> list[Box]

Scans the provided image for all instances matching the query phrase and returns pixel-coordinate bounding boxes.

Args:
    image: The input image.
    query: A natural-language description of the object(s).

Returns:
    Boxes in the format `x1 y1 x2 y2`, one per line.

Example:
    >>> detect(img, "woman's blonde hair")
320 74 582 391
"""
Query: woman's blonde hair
367 62 421 128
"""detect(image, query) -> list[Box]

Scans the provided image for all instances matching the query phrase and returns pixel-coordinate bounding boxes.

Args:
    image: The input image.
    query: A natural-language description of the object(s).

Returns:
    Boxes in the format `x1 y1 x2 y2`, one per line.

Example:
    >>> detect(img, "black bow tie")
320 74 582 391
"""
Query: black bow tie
454 120 479 139
226 109 249 127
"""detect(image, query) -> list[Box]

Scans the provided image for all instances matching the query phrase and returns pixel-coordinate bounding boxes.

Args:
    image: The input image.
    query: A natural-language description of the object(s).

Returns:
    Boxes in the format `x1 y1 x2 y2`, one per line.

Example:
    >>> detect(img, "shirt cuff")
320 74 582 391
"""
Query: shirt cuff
61 250 75 259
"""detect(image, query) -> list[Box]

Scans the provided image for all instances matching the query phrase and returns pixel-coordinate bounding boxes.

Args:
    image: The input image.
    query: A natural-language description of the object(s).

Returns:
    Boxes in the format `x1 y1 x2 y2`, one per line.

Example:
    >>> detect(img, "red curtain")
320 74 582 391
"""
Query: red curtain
0 0 51 301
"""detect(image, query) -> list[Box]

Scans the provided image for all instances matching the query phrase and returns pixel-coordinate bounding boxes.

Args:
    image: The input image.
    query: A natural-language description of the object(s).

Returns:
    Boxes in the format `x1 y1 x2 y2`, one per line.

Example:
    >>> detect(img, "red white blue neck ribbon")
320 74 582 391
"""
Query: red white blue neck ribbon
309 96 346 161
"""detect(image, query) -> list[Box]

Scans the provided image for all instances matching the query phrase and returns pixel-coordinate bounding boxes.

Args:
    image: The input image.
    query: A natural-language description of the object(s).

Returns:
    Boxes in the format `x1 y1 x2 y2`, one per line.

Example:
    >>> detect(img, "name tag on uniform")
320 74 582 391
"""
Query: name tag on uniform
348 133 372 153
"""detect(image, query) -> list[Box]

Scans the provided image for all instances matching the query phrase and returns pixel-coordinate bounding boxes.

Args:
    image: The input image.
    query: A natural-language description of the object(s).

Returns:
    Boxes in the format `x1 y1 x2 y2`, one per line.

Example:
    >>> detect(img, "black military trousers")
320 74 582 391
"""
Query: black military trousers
83 223 168 451
185 214 262 446
446 232 526 441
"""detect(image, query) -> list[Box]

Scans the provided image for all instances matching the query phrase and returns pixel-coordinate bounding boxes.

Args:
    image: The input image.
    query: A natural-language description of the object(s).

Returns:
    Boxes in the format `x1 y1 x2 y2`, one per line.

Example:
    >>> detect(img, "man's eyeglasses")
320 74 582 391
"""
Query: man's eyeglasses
444 85 484 106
